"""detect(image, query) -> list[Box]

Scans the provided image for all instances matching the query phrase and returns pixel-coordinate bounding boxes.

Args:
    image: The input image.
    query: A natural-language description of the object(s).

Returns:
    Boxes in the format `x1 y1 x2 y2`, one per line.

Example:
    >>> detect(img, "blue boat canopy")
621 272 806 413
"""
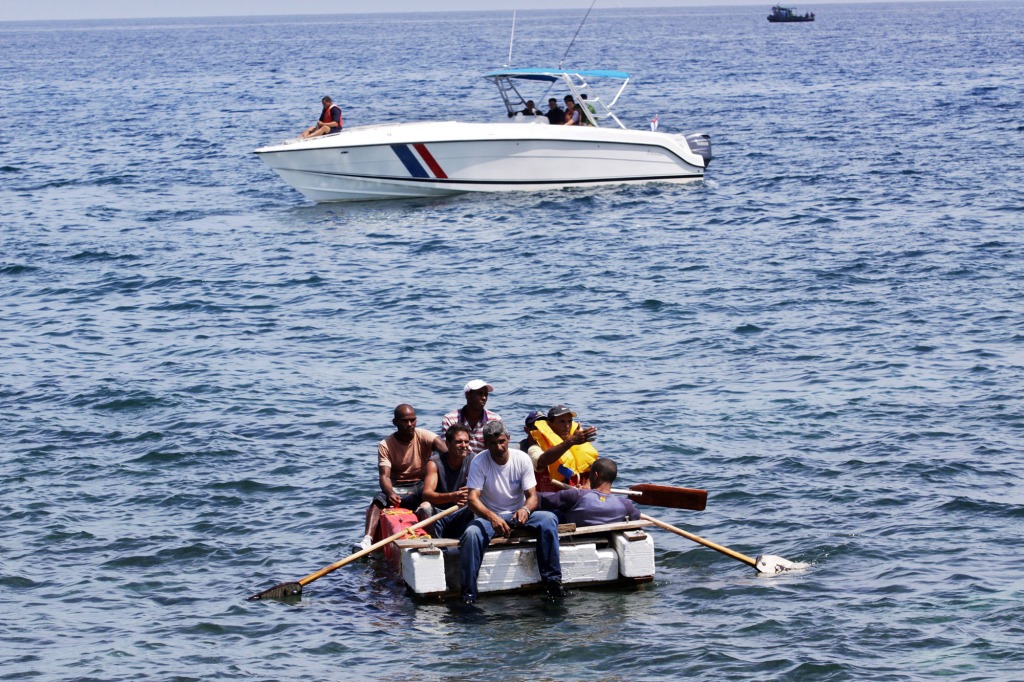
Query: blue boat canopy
483 67 631 82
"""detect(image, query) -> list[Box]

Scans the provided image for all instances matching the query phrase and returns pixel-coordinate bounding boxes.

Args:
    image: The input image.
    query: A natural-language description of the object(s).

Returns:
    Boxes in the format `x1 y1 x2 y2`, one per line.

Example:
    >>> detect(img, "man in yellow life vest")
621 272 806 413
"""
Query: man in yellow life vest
529 404 599 487
520 410 558 493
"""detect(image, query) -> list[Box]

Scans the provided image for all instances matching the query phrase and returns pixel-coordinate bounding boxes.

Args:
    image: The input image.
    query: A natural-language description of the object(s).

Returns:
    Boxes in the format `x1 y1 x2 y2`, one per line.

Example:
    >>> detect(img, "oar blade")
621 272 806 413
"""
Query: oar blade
246 505 461 604
247 581 303 601
754 555 809 575
628 484 707 511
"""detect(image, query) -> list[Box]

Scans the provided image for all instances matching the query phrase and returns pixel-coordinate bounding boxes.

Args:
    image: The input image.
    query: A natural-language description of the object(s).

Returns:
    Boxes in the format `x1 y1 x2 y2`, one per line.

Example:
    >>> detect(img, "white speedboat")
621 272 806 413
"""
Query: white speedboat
255 68 712 203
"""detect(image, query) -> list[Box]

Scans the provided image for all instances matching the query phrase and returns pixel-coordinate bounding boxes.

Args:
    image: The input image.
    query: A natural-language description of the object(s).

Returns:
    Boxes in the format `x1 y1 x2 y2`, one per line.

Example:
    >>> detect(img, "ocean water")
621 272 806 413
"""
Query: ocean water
2 2 1023 680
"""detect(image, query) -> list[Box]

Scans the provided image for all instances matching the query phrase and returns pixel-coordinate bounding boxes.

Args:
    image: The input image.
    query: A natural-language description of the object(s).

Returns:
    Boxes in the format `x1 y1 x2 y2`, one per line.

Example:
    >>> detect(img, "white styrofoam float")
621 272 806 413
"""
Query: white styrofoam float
394 520 655 598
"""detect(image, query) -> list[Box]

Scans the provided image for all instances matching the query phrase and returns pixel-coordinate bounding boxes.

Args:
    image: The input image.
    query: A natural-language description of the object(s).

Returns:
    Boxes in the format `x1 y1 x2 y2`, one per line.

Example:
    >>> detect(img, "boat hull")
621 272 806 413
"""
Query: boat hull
255 121 709 202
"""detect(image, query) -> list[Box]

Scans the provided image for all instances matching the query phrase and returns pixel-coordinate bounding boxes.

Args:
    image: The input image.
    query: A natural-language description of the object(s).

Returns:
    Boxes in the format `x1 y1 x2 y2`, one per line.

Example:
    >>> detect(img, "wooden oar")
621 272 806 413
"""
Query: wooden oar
551 479 707 511
248 505 459 600
618 484 707 511
640 513 805 574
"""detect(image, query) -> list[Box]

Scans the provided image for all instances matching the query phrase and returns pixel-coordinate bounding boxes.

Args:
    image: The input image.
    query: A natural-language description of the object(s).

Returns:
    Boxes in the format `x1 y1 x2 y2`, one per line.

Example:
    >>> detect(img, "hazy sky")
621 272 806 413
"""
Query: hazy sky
0 0 887 23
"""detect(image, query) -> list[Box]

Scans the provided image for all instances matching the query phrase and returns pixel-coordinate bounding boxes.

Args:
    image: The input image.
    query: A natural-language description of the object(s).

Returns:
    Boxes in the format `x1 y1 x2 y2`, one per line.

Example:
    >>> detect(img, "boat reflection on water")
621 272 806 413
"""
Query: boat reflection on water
255 68 712 203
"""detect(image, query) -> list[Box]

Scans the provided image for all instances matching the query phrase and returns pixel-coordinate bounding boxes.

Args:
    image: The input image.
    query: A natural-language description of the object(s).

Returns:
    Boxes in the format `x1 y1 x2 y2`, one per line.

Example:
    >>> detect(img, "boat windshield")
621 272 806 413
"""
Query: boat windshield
482 68 630 129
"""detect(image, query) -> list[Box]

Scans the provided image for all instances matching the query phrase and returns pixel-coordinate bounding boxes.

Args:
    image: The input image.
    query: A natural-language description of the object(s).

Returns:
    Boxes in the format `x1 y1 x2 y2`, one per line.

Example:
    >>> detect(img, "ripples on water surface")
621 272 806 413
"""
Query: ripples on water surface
1 2 1023 680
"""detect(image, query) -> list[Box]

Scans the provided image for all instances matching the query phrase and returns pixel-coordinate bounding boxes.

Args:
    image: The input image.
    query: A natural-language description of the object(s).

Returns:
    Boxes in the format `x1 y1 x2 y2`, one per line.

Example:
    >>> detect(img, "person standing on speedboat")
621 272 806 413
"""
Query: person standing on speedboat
563 96 581 125
513 100 543 118
545 97 564 125
301 96 343 138
580 93 597 125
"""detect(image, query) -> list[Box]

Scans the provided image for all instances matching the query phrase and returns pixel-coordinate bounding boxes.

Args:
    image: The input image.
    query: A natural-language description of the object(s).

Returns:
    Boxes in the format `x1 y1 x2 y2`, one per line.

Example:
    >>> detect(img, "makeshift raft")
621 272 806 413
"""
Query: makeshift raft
377 508 655 599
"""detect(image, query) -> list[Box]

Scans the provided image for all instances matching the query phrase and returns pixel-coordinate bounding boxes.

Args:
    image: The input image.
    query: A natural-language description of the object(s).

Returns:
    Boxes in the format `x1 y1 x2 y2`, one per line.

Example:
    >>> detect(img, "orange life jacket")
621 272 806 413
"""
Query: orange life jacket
320 104 342 129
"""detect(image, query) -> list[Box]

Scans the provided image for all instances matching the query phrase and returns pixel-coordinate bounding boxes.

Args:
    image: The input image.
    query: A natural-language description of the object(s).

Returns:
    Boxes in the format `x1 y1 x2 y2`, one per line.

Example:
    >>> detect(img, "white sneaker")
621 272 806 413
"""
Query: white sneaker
351 535 373 554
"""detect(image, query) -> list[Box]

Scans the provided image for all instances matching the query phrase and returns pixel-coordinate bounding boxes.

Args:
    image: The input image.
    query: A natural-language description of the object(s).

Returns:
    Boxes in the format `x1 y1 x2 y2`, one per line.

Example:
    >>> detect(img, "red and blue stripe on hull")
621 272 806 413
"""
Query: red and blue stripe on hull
390 143 448 179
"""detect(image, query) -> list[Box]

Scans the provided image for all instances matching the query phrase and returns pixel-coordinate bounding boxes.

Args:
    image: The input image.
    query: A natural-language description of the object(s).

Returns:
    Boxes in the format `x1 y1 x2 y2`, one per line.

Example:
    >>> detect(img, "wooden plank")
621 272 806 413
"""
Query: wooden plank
394 520 652 550
562 519 652 537
396 533 558 549
396 538 458 549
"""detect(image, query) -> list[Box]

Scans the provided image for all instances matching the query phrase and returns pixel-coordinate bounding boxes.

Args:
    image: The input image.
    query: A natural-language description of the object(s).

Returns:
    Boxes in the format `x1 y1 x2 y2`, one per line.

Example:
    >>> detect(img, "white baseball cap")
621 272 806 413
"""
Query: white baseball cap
463 379 494 393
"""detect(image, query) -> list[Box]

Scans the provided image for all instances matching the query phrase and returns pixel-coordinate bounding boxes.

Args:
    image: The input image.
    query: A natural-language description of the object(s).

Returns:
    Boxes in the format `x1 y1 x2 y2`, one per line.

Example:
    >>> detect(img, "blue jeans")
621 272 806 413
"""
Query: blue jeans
431 506 475 539
459 510 562 602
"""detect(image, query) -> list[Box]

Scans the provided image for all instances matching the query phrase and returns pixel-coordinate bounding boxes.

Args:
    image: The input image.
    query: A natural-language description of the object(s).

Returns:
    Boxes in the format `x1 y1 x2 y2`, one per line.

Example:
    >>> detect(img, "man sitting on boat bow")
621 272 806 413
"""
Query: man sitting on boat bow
460 421 564 604
301 95 343 139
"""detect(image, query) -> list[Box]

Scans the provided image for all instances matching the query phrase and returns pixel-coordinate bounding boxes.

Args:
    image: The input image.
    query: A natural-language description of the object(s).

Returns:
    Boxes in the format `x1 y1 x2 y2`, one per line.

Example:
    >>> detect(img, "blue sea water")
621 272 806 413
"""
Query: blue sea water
1 2 1023 679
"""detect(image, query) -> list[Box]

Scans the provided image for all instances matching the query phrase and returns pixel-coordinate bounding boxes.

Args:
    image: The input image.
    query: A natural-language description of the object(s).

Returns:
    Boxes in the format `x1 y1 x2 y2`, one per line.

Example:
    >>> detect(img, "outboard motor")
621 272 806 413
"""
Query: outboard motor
684 132 713 167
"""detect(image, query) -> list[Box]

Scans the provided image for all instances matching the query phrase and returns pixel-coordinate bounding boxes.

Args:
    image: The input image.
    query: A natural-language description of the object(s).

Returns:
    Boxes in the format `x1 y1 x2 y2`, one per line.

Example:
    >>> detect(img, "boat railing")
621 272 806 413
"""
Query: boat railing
561 72 628 130
486 70 631 130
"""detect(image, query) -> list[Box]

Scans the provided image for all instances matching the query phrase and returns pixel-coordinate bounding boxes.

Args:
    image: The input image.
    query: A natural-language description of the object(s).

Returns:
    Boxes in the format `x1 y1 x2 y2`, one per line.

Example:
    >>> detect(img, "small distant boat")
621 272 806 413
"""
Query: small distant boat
767 5 815 22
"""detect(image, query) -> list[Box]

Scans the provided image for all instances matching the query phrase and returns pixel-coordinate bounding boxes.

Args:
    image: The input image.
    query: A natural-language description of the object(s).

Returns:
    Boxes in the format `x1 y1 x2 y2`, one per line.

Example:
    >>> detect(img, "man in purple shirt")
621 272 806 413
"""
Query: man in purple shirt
547 458 640 526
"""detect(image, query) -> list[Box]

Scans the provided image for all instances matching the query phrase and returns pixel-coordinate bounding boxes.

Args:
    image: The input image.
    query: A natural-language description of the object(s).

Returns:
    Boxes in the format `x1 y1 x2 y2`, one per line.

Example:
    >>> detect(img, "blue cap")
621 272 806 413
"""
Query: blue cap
547 404 576 420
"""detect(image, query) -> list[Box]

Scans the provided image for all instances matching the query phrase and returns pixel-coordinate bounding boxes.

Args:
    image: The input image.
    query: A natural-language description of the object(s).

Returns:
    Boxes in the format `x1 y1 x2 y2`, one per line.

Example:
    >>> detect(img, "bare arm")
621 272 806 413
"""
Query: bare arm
378 464 401 507
536 426 598 468
422 460 468 507
469 488 510 537
523 486 538 513
421 460 441 505
509 486 538 527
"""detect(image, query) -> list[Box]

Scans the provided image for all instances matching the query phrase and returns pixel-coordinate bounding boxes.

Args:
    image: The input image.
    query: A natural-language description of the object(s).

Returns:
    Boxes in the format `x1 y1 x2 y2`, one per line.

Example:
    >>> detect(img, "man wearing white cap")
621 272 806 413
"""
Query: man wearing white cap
441 379 502 454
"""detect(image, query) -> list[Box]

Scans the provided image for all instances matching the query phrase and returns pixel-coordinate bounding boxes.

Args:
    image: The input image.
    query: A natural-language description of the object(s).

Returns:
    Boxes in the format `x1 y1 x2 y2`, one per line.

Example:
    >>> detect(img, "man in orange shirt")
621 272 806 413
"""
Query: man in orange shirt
354 404 446 551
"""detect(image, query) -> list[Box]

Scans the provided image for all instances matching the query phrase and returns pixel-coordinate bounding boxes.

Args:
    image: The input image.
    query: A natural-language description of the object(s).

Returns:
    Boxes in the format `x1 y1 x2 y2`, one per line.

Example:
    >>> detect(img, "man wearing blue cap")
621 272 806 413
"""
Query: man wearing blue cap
519 409 560 493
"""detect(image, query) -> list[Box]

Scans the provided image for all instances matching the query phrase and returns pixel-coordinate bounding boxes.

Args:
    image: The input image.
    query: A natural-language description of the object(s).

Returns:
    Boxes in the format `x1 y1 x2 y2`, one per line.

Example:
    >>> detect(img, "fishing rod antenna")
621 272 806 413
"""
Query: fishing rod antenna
559 0 597 69
505 11 516 68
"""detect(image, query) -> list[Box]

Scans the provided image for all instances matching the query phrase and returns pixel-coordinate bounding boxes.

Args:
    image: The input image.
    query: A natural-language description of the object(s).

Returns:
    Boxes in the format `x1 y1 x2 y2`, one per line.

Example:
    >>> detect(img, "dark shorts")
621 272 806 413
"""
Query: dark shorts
372 481 424 510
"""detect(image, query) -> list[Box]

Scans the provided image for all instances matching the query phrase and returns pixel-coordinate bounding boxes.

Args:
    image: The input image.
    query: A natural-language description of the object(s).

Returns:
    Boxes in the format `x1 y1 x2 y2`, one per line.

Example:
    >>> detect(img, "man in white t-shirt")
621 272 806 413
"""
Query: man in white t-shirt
459 421 563 604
